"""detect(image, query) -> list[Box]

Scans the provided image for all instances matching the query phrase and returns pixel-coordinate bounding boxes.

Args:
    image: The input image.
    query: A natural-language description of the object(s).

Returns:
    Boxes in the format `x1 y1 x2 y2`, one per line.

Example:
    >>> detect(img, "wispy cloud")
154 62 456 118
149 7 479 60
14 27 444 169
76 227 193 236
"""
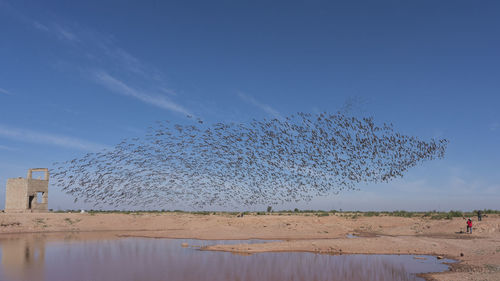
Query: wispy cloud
5 4 194 118
0 144 16 151
159 87 178 96
28 17 193 117
0 125 109 151
238 92 282 119
102 47 156 78
490 122 499 132
93 71 192 116
0 88 13 95
52 24 79 42
32 20 79 42
33 21 49 32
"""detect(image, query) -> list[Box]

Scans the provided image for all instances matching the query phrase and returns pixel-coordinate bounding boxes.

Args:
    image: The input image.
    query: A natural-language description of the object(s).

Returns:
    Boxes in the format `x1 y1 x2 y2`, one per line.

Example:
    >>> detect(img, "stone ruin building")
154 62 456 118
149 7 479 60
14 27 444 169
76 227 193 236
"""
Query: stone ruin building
4 168 49 213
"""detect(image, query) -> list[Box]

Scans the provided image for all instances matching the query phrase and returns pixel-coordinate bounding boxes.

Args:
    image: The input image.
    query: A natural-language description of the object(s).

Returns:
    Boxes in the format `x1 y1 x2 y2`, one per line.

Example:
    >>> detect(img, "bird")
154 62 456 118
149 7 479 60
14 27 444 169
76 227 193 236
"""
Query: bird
51 111 448 209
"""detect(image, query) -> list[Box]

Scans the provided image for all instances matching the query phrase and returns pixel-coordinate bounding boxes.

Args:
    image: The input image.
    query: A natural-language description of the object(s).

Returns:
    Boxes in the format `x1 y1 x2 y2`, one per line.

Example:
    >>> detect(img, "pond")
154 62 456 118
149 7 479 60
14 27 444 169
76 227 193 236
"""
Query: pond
0 233 454 281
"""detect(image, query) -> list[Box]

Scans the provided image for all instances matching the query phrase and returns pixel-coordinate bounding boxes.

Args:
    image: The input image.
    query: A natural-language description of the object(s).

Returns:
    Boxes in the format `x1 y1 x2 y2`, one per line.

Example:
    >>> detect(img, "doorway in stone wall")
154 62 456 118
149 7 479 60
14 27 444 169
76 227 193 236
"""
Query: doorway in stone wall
28 195 34 209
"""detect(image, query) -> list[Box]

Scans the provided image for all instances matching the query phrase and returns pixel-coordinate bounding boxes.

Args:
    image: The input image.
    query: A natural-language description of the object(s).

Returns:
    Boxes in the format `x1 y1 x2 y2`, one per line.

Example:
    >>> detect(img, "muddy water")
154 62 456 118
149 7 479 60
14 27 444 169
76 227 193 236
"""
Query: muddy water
0 233 453 281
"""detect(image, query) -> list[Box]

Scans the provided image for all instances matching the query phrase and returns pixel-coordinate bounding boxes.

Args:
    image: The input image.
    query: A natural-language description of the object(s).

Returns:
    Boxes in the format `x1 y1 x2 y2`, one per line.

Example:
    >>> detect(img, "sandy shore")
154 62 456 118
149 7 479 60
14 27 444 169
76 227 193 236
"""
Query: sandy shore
1 212 499 280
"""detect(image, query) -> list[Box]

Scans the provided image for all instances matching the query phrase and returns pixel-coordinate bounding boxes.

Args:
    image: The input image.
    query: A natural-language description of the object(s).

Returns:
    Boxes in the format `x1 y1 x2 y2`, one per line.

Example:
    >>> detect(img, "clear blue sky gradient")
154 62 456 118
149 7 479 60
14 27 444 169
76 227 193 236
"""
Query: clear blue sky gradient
0 0 498 211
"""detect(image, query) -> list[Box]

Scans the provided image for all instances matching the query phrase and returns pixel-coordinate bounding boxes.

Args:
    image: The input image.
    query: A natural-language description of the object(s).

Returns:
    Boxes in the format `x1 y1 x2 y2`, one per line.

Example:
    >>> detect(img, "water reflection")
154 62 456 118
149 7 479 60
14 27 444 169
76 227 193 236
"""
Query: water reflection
0 235 45 281
0 234 453 281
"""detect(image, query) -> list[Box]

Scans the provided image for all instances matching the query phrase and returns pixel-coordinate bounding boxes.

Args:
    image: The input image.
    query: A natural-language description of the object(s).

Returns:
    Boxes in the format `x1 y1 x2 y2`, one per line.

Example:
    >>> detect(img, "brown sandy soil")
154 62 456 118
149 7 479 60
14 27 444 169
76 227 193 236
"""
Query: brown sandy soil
1 212 499 280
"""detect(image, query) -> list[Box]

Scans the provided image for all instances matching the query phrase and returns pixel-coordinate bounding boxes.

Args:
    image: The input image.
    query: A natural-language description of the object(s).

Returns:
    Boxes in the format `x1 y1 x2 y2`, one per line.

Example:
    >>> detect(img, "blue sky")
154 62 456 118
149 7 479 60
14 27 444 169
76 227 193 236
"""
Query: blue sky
0 0 498 211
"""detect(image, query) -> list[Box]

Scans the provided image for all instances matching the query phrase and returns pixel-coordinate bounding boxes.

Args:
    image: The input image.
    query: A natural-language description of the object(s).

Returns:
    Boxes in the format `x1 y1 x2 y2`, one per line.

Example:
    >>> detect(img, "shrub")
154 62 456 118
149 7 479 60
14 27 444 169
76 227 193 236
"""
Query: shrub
316 213 329 217
448 210 463 217
388 210 414 217
363 211 380 217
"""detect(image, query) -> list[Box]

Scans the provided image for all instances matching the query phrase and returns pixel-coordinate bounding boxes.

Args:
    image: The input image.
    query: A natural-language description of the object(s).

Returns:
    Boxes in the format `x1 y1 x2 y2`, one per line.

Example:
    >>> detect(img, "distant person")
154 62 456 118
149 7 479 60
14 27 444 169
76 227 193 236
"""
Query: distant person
466 218 472 234
477 210 482 221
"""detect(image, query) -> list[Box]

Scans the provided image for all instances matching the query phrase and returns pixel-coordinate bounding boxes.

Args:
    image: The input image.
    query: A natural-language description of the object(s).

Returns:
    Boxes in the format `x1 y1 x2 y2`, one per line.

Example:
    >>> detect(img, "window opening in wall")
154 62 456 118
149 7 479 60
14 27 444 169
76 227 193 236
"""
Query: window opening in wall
31 171 46 180
37 192 43 203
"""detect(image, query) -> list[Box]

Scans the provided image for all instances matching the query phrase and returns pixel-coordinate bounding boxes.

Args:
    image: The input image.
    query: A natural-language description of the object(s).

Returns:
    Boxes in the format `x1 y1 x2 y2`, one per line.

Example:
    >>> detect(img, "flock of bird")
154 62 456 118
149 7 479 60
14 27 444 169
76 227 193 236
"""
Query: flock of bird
51 112 448 208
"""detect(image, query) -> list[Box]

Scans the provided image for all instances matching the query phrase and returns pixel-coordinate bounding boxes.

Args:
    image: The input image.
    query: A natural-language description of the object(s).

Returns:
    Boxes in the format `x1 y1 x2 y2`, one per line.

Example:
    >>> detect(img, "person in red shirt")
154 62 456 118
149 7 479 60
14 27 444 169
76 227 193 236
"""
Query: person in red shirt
467 218 473 234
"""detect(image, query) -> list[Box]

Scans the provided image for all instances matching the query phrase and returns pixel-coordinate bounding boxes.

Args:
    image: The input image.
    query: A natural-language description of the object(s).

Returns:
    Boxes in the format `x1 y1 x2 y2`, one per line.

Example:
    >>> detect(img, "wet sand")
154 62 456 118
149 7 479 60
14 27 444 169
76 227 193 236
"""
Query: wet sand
1 212 499 280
